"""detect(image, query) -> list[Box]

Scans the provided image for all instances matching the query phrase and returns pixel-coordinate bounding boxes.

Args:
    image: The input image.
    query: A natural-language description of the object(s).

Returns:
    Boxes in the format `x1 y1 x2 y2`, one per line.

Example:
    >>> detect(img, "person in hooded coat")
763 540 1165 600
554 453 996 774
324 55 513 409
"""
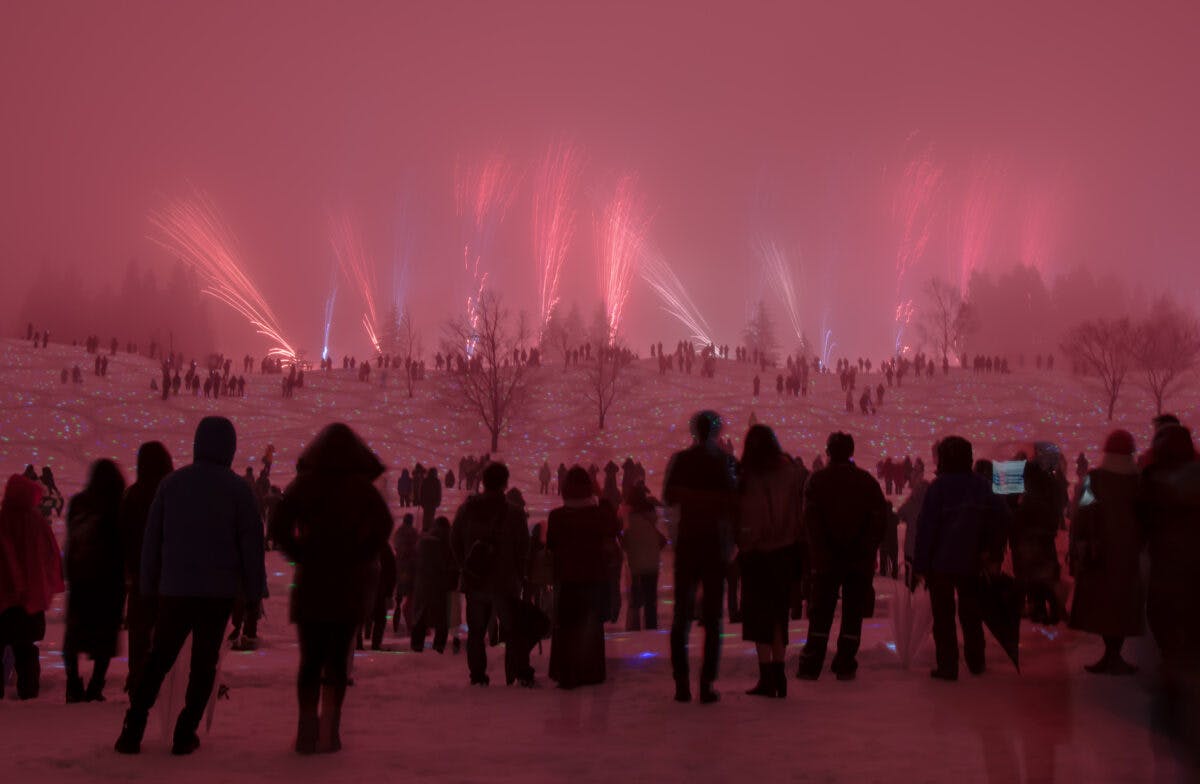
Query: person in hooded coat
913 436 1006 681
63 459 127 703
396 469 413 508
547 466 621 688
115 416 266 756
0 474 64 700
410 516 457 652
391 513 418 634
420 468 443 532
118 442 173 696
621 483 666 632
737 425 804 698
1068 430 1144 675
270 423 394 754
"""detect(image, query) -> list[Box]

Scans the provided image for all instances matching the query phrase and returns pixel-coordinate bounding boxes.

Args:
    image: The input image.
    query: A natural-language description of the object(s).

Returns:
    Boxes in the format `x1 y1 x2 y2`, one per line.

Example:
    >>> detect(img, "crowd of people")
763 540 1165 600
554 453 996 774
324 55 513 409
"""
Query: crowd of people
1 408 1198 763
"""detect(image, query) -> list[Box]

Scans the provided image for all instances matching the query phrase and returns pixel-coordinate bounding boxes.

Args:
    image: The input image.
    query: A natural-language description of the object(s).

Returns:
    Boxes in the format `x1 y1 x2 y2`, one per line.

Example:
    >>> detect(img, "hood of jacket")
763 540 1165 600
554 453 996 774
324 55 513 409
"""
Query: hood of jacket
194 416 237 467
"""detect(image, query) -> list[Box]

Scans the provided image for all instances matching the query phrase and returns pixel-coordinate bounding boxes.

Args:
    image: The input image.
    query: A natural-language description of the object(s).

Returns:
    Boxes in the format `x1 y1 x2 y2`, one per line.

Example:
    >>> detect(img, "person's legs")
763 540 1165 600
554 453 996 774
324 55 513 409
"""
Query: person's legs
494 595 529 684
117 597 199 752
957 577 985 675
928 574 960 678
295 623 324 753
173 598 233 750
431 598 449 653
644 571 659 630
465 593 491 683
626 573 643 631
11 638 41 700
86 656 111 700
64 650 84 702
317 623 355 753
125 591 156 695
799 573 837 677
699 565 725 692
670 565 698 697
832 575 865 679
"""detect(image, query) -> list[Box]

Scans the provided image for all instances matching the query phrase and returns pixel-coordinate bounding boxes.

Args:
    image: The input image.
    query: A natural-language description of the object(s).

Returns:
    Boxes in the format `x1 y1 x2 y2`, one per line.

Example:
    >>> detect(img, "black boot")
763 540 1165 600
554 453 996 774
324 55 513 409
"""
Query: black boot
295 683 320 754
771 662 787 698
65 676 85 704
114 710 147 755
699 682 720 704
796 652 823 681
746 663 774 697
674 678 692 703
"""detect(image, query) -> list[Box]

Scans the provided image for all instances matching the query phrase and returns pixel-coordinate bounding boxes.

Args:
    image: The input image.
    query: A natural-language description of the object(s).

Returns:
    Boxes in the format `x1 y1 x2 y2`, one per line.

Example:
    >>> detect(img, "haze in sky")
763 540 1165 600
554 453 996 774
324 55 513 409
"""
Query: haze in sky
2 1 1198 357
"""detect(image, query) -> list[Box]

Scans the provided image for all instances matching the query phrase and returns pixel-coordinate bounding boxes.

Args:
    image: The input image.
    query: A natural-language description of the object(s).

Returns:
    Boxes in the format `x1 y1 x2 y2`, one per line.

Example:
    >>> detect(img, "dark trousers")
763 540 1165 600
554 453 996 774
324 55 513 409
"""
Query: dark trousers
410 593 450 652
360 600 387 650
727 561 741 620
229 597 260 640
803 571 870 671
297 622 356 689
670 561 725 684
466 592 529 683
64 651 110 695
128 597 233 736
928 573 985 676
125 590 156 694
627 571 659 630
0 608 42 699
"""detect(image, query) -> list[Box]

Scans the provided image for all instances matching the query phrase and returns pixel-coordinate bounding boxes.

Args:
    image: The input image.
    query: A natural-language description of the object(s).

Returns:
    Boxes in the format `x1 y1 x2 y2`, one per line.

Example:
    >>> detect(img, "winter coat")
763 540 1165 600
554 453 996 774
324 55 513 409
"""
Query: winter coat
621 507 666 575
141 417 266 599
1068 467 1144 637
547 500 621 584
662 443 738 566
451 491 529 596
392 524 419 586
421 473 443 510
119 448 173 590
1138 460 1200 662
803 461 887 575
0 475 63 617
396 471 413 497
64 489 126 658
1012 463 1064 584
912 472 1006 577
413 525 457 621
270 429 394 625
737 457 805 554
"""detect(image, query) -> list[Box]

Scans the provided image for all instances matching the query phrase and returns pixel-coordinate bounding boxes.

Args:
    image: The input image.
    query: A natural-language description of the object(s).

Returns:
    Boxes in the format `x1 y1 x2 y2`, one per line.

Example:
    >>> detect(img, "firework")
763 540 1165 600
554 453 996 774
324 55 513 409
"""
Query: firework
959 155 1007 292
532 141 583 336
596 174 651 338
456 154 519 350
149 194 297 361
640 248 715 346
322 263 338 361
820 326 837 369
756 236 804 343
329 213 380 354
892 142 943 348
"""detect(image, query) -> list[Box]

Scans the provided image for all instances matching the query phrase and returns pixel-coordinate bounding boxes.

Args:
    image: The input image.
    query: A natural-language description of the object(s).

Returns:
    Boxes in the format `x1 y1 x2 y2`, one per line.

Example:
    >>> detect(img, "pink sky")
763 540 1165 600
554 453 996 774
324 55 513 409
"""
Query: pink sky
2 1 1198 356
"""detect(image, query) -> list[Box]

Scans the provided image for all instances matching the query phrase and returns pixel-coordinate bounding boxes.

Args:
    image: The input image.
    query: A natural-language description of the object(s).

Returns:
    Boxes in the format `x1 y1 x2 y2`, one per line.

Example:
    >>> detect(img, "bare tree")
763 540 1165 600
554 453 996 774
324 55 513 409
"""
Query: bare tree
398 309 423 399
1061 318 1136 421
582 305 630 430
442 291 533 452
918 277 977 364
1133 298 1200 415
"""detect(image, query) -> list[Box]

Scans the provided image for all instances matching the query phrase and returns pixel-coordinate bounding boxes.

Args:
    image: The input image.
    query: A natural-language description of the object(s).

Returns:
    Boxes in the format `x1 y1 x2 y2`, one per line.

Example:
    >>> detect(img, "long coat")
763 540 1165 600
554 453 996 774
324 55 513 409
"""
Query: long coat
64 491 125 658
1069 469 1144 637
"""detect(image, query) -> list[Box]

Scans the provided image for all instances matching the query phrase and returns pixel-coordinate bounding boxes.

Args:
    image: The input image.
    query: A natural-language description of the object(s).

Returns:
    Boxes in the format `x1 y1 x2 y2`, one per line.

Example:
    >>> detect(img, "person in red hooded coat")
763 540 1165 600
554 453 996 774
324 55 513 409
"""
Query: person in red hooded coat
0 474 65 699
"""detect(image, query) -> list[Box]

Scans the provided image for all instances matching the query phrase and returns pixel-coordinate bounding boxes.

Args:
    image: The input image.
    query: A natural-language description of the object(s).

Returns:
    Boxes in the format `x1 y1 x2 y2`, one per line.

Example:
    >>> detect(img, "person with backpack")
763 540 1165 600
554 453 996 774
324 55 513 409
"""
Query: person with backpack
450 462 533 687
63 459 127 704
663 410 738 704
269 423 393 754
0 474 64 700
116 416 266 756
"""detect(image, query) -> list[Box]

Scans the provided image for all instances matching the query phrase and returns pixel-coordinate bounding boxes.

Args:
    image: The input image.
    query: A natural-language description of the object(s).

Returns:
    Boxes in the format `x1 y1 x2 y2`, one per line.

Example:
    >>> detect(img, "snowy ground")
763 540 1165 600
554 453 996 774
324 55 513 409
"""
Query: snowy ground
1 337 1198 782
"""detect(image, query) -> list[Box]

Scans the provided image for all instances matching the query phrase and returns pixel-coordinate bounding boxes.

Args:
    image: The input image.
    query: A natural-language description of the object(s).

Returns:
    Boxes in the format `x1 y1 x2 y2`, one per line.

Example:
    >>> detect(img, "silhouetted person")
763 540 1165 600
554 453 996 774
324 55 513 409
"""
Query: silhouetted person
115 417 266 756
663 410 737 704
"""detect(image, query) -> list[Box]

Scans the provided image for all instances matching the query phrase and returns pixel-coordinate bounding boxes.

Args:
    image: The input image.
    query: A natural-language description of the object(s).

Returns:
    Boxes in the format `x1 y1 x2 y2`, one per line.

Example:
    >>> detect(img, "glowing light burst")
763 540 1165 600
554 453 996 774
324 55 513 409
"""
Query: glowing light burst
322 264 338 361
596 174 652 338
893 142 943 348
756 237 804 343
532 141 583 336
456 155 519 351
959 156 1008 293
821 327 837 369
639 249 715 346
329 213 381 354
149 195 297 361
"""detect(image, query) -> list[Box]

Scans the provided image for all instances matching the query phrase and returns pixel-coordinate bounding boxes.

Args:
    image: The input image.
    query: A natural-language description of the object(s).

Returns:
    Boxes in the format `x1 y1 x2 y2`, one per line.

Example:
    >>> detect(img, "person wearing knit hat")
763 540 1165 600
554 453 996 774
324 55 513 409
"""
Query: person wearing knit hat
1068 429 1143 675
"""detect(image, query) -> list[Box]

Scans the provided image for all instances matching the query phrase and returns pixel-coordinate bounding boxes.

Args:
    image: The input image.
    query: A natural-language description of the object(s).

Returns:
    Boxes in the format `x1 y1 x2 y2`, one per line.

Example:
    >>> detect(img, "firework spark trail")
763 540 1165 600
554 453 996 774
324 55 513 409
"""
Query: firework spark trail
322 263 338 361
756 237 804 343
1020 186 1055 276
821 327 836 369
597 174 652 339
532 141 583 336
639 249 715 346
329 213 380 354
456 155 519 350
892 143 943 347
960 155 1008 292
149 195 297 361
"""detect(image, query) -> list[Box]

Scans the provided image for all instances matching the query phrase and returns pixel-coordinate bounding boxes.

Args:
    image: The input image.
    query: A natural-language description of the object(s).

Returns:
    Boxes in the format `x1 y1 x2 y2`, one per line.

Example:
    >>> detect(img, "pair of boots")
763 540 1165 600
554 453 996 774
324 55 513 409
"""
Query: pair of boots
66 676 106 703
114 710 201 755
746 662 787 698
295 683 346 754
674 677 719 704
